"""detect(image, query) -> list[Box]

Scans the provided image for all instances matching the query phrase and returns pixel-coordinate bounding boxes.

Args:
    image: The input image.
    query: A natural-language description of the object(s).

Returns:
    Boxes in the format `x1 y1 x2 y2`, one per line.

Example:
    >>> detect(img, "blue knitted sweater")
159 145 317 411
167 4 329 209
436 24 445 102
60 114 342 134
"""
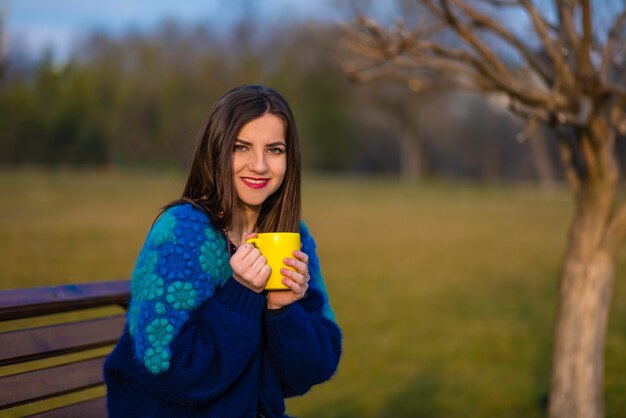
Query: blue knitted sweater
103 203 342 417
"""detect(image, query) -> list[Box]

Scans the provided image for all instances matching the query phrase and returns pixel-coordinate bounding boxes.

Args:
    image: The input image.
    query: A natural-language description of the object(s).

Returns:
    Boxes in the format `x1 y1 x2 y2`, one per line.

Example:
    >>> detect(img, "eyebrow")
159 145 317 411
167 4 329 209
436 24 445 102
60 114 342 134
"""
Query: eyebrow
235 139 286 147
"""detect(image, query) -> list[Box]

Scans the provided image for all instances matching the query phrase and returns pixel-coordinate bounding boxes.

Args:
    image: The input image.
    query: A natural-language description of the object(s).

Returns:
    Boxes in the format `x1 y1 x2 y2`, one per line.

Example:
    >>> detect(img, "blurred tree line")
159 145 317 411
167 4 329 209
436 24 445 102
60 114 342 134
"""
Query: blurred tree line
1 14 565 182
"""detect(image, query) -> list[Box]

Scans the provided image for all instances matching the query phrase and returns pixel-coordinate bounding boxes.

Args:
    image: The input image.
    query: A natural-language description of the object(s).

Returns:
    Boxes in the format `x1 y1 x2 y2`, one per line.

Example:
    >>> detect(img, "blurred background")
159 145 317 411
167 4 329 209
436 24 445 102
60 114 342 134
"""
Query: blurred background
1 1 626 417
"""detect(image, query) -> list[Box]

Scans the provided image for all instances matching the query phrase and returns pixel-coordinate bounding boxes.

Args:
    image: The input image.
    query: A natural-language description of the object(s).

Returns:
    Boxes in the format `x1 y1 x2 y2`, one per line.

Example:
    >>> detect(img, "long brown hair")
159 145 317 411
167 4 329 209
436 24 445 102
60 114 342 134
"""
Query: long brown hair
170 85 301 233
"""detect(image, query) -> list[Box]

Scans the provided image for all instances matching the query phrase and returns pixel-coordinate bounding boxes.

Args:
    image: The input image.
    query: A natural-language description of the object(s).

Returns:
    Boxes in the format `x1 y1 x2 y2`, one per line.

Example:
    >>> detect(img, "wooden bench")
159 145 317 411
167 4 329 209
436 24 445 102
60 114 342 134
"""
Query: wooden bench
0 280 130 417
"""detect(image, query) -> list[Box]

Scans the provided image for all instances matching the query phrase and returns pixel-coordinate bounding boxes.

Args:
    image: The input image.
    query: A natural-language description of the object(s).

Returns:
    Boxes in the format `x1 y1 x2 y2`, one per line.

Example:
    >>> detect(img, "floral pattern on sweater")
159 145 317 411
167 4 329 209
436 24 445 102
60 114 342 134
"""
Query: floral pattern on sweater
127 203 335 374
127 204 232 373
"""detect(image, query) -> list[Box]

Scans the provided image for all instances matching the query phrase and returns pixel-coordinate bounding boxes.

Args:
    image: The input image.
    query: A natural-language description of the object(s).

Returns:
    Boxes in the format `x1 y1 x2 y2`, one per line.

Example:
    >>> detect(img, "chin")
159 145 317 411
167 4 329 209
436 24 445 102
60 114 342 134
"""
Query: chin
239 198 265 210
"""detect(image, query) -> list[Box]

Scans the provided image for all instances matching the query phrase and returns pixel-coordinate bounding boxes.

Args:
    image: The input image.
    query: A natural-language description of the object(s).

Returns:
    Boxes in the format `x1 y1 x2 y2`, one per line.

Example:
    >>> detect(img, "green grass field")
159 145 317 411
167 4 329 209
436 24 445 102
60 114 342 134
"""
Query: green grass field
1 170 625 418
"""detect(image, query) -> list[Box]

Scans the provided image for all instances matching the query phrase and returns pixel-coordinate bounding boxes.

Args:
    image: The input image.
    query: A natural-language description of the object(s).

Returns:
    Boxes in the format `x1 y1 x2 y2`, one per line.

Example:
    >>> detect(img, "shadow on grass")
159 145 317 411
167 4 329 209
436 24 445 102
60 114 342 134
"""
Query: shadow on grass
295 372 440 418
295 398 369 418
379 372 441 418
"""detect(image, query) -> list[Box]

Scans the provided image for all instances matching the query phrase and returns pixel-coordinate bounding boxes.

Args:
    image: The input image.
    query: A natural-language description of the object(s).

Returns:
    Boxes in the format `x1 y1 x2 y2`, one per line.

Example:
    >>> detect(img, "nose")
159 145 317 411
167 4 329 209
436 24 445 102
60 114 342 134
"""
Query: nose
249 150 268 174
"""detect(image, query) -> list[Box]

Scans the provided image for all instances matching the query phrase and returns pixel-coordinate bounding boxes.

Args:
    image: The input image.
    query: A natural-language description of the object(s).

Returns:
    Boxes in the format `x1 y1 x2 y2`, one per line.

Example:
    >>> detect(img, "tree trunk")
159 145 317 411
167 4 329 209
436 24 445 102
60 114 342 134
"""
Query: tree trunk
549 233 614 418
528 129 556 189
549 118 619 418
481 132 499 183
399 119 423 180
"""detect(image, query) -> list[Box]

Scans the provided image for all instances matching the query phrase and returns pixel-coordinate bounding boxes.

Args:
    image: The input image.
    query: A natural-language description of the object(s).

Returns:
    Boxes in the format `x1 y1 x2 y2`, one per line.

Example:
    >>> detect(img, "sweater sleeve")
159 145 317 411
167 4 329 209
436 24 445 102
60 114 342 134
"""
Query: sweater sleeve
126 278 266 405
121 204 266 405
263 223 342 397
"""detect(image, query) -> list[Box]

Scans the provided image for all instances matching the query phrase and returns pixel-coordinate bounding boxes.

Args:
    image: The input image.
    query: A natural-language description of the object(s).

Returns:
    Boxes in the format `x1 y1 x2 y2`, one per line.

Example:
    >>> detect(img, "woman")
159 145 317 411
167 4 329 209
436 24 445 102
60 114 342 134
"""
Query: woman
104 85 342 417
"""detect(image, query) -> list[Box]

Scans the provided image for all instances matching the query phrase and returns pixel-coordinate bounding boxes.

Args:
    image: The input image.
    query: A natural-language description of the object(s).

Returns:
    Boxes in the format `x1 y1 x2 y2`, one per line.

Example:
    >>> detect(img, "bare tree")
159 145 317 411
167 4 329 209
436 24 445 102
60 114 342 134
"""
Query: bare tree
354 83 431 178
341 1 626 418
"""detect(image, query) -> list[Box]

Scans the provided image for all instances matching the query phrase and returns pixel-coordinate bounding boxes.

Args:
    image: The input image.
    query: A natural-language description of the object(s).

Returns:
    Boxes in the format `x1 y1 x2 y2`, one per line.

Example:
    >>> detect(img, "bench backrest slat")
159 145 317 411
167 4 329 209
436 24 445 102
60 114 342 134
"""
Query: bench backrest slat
0 315 126 366
0 357 106 409
24 397 107 418
0 280 130 321
0 280 130 416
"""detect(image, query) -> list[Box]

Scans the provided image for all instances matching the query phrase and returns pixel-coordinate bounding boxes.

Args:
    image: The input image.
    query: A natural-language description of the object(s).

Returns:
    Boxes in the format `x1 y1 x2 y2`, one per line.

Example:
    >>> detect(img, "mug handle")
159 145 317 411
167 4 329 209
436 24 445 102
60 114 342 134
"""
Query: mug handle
246 237 259 247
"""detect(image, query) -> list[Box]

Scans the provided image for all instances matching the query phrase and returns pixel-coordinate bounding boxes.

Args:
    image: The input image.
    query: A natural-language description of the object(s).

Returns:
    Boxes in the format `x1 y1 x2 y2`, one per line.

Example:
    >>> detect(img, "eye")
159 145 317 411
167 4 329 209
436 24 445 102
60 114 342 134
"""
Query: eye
267 147 286 155
234 144 248 152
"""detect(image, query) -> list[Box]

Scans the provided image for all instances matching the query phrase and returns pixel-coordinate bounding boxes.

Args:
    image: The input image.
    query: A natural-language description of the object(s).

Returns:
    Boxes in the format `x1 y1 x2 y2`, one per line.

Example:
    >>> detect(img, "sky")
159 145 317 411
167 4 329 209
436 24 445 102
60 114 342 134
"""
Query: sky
6 0 625 61
3 0 345 61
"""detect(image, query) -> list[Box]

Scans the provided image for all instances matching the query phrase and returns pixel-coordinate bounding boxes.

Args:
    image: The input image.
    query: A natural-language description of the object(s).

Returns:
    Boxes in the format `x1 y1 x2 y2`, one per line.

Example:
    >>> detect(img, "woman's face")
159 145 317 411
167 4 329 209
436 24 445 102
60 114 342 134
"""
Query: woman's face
232 112 287 211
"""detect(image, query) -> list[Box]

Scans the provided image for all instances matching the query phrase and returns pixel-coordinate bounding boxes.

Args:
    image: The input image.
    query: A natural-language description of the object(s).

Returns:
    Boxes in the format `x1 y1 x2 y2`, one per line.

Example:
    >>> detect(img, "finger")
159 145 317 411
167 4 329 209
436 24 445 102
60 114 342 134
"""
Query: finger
281 277 303 295
233 242 254 260
251 255 268 275
249 263 270 289
281 268 307 285
242 232 257 242
259 264 271 281
292 250 309 264
241 244 262 264
284 257 307 274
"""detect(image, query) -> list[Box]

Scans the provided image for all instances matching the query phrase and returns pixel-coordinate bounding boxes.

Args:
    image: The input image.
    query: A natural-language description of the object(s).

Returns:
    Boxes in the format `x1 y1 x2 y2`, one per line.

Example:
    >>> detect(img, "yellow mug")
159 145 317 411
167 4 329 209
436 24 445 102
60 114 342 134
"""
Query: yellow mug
246 232 301 290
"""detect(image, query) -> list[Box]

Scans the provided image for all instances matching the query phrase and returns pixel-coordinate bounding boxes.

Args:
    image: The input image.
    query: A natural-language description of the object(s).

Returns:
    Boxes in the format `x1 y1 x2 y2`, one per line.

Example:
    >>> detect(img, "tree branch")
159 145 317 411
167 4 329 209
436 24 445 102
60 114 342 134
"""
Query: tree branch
600 10 626 84
578 0 594 81
477 0 522 6
343 10 571 110
415 38 566 107
520 0 576 89
556 0 580 66
411 41 498 82
341 0 621 136
557 135 582 195
341 59 394 83
395 54 474 75
433 0 570 108
508 99 551 123
438 0 510 75
420 0 446 20
515 117 540 143
451 0 553 85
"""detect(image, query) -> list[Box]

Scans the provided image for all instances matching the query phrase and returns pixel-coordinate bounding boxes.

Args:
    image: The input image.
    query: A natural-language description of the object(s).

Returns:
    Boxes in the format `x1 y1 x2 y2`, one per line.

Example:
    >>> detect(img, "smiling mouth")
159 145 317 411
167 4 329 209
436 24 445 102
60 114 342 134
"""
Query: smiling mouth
241 177 270 189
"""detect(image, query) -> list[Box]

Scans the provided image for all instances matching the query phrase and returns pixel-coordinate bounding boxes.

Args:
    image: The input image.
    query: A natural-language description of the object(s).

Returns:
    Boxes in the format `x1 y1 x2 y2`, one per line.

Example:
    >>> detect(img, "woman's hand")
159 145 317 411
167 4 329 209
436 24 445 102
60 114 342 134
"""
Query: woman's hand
230 233 270 293
266 249 311 310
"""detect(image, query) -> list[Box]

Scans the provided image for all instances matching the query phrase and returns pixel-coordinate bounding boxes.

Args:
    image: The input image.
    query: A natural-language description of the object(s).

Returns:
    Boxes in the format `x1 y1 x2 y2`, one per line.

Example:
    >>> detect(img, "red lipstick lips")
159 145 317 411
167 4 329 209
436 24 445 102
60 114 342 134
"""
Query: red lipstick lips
241 177 270 189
